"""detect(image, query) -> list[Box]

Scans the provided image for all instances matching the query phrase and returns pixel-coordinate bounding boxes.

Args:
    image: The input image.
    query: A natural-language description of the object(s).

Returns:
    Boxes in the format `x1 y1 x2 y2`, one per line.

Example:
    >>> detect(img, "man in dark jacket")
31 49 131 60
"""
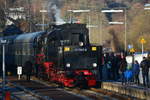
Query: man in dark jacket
24 61 33 81
119 58 127 85
140 57 150 87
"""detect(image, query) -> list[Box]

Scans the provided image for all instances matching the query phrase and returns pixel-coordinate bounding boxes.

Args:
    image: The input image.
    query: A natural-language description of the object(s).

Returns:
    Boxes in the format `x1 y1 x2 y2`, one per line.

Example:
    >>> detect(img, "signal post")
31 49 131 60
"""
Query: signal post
140 37 146 55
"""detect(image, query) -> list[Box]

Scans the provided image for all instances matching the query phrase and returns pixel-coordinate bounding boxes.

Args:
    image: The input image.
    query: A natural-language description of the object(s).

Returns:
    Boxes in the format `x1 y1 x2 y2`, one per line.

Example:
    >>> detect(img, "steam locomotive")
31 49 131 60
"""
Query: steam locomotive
0 23 102 87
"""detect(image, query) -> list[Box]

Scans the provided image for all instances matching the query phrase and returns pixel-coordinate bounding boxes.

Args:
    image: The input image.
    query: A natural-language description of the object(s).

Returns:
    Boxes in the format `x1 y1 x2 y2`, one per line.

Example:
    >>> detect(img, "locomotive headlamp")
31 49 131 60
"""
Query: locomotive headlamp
92 47 97 51
64 47 70 52
93 63 97 67
79 42 84 46
66 63 71 67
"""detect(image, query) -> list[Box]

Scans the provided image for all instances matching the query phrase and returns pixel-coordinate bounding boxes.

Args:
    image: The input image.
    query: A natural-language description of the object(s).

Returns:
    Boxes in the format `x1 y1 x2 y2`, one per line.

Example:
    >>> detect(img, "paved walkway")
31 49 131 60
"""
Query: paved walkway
101 81 150 100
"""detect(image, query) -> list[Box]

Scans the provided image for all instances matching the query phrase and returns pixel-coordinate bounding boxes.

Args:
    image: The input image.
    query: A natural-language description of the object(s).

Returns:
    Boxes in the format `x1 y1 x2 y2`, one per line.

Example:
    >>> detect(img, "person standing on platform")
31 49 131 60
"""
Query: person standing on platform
119 58 127 85
132 60 140 84
106 61 112 80
24 61 33 81
140 57 150 87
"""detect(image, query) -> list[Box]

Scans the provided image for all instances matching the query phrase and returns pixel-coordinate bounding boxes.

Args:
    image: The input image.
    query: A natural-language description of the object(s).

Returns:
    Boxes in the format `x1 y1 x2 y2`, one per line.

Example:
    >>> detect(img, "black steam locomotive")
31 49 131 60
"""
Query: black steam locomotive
0 23 102 87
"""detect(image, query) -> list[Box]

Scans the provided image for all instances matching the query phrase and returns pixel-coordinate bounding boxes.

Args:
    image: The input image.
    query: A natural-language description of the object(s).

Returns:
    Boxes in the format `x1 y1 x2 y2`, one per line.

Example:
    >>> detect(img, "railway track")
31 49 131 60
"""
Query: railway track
64 87 141 100
10 80 91 100
7 77 142 100
0 83 41 100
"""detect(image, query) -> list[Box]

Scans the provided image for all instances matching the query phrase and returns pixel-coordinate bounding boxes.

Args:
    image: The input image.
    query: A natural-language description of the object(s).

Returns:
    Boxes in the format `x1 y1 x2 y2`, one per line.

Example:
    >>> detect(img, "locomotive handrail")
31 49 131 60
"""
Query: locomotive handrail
14 31 45 43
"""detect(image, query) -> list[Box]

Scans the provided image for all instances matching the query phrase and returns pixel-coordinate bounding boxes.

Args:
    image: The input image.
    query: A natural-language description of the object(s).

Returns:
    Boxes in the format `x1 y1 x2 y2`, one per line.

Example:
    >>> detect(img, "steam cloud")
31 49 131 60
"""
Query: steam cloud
47 0 65 25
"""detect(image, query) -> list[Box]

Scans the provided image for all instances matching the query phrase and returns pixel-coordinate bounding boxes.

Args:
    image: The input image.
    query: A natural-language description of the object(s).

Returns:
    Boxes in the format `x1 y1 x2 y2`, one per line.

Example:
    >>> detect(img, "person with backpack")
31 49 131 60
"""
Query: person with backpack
140 57 150 87
124 64 133 84
106 61 112 80
119 58 127 85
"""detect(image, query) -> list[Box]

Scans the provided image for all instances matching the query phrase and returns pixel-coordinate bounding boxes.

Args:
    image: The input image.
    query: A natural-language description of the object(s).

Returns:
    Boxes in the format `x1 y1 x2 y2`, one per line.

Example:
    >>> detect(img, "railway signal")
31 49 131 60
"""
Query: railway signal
140 38 146 44
40 9 47 31
140 37 146 54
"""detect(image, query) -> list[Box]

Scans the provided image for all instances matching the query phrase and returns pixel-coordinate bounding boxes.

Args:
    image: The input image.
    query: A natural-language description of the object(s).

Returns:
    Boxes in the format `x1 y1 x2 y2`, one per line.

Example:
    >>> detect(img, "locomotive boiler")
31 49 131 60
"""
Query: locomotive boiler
0 23 102 87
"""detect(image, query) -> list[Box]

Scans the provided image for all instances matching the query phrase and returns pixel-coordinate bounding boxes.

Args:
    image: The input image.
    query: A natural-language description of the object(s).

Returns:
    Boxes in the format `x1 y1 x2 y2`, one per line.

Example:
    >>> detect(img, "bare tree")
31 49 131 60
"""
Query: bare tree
0 0 6 32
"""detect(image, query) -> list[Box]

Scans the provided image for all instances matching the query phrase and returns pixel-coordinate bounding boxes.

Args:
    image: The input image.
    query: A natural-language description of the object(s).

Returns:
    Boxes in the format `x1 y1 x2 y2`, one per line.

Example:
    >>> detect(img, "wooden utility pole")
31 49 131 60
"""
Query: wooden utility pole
27 0 31 32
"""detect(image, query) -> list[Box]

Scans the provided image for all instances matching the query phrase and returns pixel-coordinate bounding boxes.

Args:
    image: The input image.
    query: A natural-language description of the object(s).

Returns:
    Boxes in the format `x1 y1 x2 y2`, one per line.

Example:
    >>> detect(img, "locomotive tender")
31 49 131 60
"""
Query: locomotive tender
0 23 102 87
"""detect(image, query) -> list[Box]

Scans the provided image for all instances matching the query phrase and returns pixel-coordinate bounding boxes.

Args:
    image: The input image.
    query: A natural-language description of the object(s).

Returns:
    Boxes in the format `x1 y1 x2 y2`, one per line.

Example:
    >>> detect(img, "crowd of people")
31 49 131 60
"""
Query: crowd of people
102 52 150 87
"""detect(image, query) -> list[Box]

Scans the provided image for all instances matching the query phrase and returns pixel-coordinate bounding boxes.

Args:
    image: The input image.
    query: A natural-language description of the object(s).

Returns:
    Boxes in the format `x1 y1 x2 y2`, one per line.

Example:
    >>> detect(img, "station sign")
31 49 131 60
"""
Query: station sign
130 48 135 53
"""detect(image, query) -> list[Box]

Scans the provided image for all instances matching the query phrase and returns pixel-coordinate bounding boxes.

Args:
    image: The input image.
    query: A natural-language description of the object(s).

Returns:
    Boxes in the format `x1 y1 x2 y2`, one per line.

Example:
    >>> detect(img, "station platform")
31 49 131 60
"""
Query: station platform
101 81 150 100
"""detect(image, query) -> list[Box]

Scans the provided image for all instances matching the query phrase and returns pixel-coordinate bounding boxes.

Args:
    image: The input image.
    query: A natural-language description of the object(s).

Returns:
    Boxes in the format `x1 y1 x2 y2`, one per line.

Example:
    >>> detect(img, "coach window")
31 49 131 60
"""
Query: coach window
18 50 19 55
26 49 28 55
22 49 25 55
28 49 30 55
15 44 18 55
16 50 18 55
19 50 21 55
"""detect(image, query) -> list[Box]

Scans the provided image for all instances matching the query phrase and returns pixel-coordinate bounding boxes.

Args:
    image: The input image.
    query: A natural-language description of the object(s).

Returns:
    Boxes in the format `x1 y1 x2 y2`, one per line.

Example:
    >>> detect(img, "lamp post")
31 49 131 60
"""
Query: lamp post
101 9 127 52
40 9 47 31
140 4 150 55
124 8 127 52
5 0 7 10
27 0 32 32
1 40 7 100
